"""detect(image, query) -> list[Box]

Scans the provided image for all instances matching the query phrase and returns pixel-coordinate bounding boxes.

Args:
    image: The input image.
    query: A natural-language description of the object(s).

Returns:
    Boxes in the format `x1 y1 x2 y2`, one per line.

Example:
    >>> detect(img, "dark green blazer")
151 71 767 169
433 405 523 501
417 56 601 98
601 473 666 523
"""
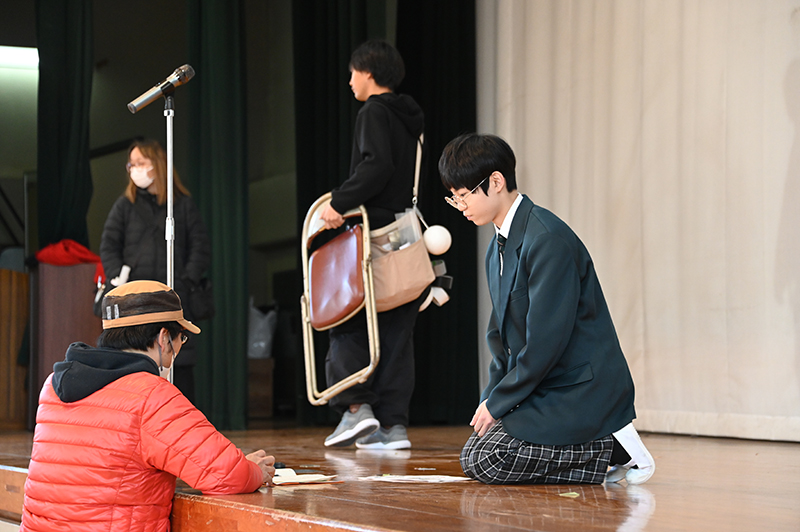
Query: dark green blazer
482 195 636 445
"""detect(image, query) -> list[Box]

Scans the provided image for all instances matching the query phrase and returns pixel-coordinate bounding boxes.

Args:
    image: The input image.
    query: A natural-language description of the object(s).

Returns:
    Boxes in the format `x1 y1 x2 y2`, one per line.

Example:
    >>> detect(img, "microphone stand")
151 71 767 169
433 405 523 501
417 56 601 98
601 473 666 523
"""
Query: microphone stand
127 65 194 290
164 94 176 385
163 94 176 290
128 70 191 388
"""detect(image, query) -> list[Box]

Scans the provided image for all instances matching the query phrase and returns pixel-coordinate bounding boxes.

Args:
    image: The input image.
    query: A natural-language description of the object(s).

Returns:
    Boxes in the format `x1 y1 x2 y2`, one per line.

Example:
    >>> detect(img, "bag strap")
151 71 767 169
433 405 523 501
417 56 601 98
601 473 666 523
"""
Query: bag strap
412 133 424 207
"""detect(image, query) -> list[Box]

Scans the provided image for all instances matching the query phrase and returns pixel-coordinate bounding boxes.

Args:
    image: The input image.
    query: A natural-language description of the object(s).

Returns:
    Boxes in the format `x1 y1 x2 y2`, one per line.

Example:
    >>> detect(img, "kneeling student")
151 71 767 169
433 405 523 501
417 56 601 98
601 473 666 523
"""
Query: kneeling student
438 133 655 485
21 281 275 531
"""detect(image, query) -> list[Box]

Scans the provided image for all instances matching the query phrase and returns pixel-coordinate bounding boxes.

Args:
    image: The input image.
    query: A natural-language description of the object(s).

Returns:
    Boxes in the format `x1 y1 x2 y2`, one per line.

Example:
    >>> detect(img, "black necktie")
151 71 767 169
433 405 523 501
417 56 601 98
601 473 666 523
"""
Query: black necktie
497 234 506 274
497 234 507 254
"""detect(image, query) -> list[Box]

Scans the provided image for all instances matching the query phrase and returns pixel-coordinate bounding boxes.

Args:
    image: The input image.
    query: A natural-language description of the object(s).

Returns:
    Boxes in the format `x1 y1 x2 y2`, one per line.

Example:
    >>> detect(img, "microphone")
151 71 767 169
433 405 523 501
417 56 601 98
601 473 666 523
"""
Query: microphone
127 64 195 114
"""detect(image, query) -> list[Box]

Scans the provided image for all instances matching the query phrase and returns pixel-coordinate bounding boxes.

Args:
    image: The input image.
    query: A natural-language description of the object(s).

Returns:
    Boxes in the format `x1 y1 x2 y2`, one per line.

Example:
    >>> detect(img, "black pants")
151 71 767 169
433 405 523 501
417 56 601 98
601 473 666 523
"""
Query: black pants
325 289 428 427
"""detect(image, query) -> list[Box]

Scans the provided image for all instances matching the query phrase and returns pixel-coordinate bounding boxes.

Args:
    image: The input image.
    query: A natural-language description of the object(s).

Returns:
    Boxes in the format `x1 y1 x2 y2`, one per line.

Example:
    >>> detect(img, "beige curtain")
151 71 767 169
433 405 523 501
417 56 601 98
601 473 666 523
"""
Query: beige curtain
476 0 800 441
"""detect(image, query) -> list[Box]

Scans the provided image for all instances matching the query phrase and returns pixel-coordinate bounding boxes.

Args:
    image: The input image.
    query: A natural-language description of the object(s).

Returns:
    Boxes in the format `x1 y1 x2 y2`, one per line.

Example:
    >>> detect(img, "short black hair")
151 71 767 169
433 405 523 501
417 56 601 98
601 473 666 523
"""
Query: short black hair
97 322 183 352
349 39 405 91
438 133 517 194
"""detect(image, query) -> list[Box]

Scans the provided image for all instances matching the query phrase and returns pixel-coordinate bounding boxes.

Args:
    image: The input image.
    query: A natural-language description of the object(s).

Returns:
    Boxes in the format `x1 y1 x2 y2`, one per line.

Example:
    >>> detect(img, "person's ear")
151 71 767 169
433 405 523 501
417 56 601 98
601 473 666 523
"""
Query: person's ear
157 328 171 350
490 171 506 192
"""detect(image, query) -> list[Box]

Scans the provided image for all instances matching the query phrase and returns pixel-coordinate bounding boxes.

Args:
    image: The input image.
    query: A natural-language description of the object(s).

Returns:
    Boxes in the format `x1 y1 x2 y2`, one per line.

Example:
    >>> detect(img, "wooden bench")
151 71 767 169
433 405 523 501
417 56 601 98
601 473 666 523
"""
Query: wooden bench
0 466 360 532
0 465 25 525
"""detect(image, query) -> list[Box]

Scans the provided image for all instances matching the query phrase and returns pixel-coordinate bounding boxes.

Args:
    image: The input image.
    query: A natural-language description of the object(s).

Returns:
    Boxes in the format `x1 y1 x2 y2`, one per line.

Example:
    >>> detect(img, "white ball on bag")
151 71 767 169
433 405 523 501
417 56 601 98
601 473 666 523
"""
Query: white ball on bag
423 225 452 255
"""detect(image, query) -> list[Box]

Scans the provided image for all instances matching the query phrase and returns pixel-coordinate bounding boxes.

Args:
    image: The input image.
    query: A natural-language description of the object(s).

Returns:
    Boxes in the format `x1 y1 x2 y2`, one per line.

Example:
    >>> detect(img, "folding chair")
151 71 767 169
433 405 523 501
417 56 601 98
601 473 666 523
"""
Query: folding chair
300 192 379 406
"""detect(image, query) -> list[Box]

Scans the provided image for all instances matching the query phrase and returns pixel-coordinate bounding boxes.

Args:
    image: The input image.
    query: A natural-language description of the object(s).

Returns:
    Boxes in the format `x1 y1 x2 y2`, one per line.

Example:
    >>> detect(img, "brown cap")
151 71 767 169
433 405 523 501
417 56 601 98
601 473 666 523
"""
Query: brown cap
101 280 200 334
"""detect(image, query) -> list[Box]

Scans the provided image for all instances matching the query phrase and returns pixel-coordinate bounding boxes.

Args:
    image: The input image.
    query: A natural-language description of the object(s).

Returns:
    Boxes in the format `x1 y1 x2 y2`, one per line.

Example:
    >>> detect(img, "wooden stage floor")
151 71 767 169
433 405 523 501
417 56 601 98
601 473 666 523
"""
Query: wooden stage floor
2 424 799 531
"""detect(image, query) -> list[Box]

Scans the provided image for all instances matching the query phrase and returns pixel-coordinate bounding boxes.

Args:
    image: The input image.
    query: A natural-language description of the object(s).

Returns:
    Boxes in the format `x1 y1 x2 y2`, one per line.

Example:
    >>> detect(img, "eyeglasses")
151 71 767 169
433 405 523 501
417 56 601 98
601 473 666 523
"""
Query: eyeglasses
445 175 490 210
167 333 188 356
125 161 152 172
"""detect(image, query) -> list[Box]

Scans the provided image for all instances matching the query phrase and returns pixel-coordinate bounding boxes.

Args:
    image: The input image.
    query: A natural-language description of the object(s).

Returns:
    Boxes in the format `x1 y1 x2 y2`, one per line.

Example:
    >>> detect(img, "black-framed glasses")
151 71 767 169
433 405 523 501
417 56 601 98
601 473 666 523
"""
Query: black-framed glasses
445 175 490 210
180 333 189 344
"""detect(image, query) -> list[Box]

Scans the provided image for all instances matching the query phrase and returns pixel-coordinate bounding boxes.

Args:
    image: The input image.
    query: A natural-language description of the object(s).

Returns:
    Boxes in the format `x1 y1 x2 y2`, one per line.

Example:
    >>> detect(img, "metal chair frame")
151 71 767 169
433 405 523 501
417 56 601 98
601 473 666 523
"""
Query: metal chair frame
300 192 379 406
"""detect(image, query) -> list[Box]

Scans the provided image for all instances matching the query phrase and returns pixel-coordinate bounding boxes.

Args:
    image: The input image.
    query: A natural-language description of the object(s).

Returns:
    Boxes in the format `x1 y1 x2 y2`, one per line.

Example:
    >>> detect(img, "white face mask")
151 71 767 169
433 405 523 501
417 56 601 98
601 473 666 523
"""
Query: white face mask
159 364 172 381
130 166 154 189
158 340 176 381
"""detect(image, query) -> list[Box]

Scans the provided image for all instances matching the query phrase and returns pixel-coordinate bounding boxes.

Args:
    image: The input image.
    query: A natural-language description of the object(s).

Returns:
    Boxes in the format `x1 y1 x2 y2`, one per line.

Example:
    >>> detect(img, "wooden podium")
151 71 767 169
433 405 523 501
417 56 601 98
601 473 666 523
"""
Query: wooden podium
31 263 102 424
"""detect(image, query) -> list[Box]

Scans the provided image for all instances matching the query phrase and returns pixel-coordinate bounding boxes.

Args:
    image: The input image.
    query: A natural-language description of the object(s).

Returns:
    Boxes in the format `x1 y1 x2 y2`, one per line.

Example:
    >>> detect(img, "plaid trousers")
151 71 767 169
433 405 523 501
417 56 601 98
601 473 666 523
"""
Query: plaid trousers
460 420 613 485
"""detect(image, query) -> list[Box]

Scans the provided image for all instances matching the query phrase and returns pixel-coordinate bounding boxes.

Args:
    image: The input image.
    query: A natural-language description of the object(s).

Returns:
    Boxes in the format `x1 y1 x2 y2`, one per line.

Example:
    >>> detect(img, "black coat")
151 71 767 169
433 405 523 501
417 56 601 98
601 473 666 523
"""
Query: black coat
100 189 211 365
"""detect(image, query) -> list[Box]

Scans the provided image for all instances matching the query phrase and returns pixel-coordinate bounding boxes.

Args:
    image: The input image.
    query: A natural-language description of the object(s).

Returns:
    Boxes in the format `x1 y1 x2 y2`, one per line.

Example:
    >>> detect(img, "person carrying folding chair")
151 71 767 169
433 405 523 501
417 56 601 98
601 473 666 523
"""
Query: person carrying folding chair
318 39 427 450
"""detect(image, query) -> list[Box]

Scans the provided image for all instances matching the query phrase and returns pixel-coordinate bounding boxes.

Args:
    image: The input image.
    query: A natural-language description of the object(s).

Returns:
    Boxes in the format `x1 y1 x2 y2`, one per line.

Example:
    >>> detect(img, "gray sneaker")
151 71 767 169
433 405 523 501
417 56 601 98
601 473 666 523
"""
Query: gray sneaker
324 404 380 447
355 425 411 450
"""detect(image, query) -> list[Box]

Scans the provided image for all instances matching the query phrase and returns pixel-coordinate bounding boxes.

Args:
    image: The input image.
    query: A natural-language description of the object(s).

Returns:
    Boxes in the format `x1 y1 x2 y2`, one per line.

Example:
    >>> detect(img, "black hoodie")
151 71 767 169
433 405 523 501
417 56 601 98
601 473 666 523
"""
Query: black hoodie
51 342 160 403
331 92 425 229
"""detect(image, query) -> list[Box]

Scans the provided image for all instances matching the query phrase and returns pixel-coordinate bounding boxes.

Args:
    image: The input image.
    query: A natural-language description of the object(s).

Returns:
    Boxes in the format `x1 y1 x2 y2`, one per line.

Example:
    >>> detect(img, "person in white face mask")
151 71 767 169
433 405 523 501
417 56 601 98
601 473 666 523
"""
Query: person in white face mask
21 280 277 532
99 139 211 405
128 161 155 189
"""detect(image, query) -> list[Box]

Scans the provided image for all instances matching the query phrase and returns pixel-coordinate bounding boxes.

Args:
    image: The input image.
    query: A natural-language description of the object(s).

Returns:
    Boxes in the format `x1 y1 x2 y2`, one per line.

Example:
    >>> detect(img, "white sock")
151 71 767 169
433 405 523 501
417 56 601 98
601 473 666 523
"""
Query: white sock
612 423 654 469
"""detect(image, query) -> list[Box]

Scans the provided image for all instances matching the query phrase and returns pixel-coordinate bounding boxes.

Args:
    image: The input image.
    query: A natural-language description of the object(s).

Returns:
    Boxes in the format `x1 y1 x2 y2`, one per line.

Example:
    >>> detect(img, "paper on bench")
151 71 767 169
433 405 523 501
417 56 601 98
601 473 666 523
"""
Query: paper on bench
273 468 337 485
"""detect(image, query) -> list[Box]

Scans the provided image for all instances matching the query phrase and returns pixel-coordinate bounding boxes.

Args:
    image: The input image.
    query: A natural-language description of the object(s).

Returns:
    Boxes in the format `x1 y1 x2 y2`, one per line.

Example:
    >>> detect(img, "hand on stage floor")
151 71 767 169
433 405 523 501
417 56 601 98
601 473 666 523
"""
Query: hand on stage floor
470 401 497 437
247 450 276 486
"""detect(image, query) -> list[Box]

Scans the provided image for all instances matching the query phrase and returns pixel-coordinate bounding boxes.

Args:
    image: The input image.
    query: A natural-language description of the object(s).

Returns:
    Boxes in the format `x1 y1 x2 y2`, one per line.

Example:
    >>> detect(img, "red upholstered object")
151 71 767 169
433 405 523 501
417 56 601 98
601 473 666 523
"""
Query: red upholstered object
308 225 365 330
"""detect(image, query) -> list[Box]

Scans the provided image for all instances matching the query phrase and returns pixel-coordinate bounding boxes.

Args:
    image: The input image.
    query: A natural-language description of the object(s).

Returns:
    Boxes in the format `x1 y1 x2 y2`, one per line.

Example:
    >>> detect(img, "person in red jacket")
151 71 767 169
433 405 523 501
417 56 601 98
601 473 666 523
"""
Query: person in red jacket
21 280 275 531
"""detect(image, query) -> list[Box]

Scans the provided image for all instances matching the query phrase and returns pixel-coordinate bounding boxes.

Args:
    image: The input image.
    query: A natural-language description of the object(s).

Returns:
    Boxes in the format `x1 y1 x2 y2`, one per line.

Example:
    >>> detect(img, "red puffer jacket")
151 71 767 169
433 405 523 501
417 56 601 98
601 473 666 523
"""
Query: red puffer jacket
21 344 262 532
